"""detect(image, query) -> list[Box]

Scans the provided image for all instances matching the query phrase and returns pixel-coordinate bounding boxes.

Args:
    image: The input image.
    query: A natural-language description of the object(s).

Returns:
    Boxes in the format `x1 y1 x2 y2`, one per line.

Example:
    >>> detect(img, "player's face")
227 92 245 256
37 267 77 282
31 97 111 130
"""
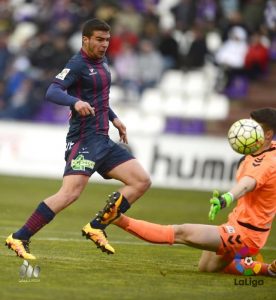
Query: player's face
83 31 110 59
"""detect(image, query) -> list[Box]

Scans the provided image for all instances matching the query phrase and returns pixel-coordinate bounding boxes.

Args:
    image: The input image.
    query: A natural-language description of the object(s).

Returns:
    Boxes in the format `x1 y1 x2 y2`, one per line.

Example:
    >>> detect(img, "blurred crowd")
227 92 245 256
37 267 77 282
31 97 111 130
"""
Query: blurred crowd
0 0 276 122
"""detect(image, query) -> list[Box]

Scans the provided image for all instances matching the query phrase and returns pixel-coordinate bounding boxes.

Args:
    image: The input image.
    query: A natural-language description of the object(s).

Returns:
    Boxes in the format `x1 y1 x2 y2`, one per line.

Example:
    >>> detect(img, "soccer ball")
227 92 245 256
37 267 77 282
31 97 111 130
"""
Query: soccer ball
227 119 265 155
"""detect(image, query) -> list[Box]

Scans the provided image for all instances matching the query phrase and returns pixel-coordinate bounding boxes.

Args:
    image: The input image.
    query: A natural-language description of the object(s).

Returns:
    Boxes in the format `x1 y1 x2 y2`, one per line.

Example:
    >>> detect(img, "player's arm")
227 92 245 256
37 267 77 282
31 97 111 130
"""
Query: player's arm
209 176 256 221
109 108 118 122
46 83 95 117
109 107 128 144
45 82 78 106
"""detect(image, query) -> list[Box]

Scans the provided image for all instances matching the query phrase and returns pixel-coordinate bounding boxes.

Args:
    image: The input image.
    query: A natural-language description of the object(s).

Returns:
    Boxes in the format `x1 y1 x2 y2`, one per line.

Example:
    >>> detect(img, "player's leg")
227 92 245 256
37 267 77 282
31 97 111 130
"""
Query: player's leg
93 158 151 224
83 157 151 223
82 158 151 254
115 215 221 250
107 158 152 202
198 251 228 272
115 215 229 272
44 174 89 213
5 174 88 259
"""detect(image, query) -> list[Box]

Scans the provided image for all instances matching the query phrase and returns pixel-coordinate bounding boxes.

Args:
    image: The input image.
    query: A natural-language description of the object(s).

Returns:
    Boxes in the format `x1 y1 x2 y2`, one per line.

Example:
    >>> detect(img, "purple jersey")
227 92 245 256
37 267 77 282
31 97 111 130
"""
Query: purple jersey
53 49 113 141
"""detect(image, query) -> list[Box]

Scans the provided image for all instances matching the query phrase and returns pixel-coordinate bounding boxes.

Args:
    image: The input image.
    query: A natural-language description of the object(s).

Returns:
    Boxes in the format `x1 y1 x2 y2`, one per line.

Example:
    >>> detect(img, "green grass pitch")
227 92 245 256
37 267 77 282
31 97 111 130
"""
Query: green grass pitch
0 175 275 300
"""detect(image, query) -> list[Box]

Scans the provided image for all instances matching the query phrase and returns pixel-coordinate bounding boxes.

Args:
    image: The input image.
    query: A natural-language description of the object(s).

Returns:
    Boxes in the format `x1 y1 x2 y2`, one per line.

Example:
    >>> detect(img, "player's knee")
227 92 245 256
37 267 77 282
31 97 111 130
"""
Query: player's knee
198 262 218 273
198 262 209 272
173 224 191 244
198 252 223 273
137 175 151 194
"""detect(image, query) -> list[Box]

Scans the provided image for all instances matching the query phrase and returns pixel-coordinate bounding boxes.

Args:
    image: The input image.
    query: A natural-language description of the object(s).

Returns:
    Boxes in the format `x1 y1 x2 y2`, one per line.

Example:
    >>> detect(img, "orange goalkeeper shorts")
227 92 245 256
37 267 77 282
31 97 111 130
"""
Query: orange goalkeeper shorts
217 220 260 261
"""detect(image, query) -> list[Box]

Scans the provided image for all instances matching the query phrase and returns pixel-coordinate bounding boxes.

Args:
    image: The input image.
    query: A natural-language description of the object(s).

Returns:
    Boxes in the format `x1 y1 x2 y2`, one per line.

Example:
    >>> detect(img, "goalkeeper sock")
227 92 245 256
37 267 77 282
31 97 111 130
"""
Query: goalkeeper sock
115 215 175 245
222 259 269 276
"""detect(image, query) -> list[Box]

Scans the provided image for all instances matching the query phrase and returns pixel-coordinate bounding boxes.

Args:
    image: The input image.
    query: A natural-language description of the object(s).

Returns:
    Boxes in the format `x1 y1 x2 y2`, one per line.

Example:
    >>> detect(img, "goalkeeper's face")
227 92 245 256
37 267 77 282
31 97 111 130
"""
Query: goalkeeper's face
82 30 110 59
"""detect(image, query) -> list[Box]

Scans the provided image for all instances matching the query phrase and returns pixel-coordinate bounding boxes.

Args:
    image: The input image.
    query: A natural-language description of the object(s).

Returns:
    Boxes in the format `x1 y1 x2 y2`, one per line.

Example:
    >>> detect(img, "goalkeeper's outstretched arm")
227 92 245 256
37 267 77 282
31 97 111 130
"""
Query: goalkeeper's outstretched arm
209 176 257 221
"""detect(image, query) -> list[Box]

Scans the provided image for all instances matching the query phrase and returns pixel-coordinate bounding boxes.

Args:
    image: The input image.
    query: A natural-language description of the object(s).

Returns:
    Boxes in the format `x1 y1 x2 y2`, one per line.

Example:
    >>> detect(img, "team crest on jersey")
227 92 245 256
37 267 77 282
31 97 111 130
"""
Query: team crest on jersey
103 62 110 73
88 68 97 75
56 68 70 80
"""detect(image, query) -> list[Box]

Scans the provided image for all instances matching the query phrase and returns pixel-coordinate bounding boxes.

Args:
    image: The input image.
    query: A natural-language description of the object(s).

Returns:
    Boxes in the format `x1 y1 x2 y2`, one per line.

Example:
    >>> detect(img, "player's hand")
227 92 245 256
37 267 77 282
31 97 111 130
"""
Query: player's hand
74 100 95 117
112 118 128 144
208 190 233 221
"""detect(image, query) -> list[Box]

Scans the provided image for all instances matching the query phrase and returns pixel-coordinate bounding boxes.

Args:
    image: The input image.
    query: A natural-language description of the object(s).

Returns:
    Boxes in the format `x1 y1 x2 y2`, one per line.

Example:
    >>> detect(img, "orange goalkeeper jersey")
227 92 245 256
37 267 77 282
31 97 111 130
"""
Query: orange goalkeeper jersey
228 141 276 248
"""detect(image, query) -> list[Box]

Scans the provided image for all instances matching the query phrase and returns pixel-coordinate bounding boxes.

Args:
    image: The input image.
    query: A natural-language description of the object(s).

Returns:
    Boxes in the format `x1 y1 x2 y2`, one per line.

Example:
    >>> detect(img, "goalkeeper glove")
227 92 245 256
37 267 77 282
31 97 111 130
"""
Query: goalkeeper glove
208 190 234 221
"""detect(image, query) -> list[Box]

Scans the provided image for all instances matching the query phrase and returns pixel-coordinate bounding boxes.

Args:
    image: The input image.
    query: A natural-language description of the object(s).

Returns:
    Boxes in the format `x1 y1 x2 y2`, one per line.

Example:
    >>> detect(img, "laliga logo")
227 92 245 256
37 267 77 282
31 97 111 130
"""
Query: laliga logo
234 246 263 276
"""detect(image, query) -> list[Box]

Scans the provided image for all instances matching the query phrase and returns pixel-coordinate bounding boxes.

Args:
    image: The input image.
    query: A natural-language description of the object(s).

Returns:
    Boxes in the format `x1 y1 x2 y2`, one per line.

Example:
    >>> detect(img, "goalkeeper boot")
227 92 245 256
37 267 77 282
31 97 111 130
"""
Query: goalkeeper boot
268 260 276 277
5 234 36 260
82 223 115 254
95 192 125 225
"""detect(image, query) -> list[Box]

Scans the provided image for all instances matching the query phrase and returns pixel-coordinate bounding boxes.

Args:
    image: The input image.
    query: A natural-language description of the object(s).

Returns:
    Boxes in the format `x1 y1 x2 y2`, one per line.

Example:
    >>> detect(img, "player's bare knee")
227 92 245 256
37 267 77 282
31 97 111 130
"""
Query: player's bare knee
173 224 191 244
198 252 224 273
198 262 219 273
198 262 210 273
142 175 152 191
135 175 151 195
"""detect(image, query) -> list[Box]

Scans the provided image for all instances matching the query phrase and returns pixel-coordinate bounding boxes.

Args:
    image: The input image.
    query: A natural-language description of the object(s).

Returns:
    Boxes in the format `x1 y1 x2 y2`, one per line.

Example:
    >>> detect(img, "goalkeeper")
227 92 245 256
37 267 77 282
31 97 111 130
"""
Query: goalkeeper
112 107 276 276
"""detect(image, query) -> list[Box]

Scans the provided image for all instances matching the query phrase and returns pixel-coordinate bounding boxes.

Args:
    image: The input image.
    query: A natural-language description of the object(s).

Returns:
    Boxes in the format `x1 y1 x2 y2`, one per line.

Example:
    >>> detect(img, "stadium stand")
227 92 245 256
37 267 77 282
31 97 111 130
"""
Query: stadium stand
0 0 275 136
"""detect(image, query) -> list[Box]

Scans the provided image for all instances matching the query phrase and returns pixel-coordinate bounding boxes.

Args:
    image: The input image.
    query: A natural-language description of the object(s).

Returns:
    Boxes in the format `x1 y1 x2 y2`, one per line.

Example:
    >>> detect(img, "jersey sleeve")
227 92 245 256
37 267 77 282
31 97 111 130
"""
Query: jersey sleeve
53 57 82 89
109 107 118 121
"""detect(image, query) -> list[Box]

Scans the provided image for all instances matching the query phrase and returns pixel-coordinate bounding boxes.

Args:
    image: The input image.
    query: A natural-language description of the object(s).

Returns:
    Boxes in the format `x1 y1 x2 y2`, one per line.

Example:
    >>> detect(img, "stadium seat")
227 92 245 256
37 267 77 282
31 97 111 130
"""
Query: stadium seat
33 102 70 124
162 93 188 117
141 114 165 134
114 107 142 134
205 93 229 120
203 62 220 92
185 70 209 98
140 88 164 115
164 117 205 135
223 75 249 99
158 70 186 96
114 106 165 135
185 96 206 119
109 85 125 105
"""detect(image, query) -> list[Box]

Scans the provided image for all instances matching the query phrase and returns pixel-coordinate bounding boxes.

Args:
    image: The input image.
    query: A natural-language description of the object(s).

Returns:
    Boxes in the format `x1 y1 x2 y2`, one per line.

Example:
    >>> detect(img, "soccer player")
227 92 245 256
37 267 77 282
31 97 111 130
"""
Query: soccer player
5 18 151 259
113 107 276 276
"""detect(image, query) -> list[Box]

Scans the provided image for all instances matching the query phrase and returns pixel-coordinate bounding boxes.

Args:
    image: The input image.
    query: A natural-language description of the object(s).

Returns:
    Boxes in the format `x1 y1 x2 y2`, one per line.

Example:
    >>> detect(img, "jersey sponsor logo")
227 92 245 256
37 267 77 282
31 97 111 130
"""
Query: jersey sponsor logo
71 154 95 171
56 68 70 80
88 68 97 75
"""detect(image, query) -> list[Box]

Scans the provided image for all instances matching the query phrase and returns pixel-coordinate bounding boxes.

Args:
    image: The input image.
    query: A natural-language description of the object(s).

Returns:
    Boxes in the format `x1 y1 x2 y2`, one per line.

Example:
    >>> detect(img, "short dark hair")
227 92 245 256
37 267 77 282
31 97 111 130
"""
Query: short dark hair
82 18 110 37
250 107 276 133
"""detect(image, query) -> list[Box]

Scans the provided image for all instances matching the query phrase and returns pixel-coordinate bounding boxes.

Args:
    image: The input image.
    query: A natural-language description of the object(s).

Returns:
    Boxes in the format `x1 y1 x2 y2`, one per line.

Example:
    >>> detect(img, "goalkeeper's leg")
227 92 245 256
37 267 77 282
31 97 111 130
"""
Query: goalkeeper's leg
115 215 275 276
115 215 220 250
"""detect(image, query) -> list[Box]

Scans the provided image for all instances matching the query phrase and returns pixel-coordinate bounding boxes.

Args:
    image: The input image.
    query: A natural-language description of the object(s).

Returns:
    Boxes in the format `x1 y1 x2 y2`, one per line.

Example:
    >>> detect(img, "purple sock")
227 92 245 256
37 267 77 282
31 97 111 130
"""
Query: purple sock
13 202 55 240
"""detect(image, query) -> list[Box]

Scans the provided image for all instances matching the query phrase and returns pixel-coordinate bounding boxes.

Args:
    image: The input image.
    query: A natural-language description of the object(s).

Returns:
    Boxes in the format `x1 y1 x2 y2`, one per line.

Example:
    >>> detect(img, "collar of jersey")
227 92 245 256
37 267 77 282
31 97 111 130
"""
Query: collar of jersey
251 145 276 157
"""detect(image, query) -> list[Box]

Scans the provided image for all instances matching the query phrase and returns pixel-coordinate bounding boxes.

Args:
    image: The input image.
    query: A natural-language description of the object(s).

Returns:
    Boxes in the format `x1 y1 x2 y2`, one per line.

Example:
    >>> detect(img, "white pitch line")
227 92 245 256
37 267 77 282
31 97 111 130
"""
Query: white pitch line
1 235 275 250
